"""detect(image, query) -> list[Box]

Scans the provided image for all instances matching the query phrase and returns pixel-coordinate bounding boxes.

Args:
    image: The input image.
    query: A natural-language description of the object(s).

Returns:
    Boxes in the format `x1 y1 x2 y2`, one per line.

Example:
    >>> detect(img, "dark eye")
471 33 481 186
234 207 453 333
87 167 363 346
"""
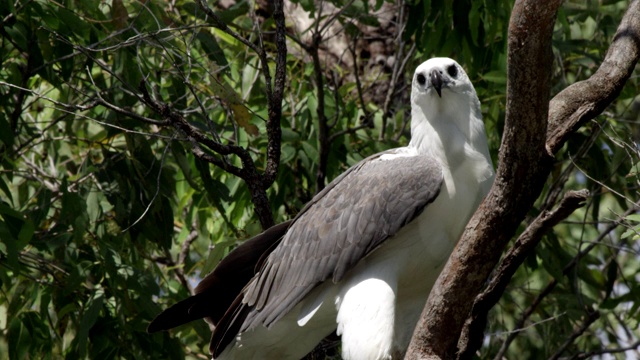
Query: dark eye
416 73 426 85
447 65 458 77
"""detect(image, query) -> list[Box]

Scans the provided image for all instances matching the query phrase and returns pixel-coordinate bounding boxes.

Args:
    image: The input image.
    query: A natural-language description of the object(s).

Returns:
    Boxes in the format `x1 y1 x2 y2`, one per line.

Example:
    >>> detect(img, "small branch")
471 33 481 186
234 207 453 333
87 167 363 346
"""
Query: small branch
176 226 199 295
328 123 372 143
84 67 169 126
493 204 638 359
138 82 244 174
178 228 199 266
195 0 263 57
541 124 601 210
138 81 275 228
196 0 284 192
570 339 640 360
458 190 589 359
150 225 198 296
348 41 366 113
0 81 82 111
196 0 282 229
548 310 601 360
346 37 374 134
317 0 356 36
493 277 559 360
380 1 414 140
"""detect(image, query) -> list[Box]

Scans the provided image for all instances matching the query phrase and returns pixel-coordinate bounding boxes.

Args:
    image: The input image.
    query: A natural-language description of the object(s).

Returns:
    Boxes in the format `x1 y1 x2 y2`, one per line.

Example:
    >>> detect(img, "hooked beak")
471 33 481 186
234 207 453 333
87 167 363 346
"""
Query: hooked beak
430 70 443 98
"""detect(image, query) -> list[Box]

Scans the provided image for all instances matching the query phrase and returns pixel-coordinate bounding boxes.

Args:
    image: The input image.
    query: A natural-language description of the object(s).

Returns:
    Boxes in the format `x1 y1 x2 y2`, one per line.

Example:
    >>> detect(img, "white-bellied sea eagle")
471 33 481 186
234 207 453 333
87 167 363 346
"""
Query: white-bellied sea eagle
148 57 495 360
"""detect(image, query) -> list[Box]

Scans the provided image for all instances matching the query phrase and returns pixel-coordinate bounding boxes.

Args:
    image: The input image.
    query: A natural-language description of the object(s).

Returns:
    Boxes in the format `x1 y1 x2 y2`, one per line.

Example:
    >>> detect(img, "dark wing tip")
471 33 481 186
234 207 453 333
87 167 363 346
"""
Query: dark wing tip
210 295 251 357
147 296 198 333
148 220 292 335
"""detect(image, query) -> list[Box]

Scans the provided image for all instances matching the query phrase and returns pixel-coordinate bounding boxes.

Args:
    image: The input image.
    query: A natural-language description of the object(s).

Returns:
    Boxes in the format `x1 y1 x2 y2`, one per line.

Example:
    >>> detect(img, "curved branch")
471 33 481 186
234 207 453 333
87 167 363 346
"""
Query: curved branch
494 203 638 359
546 0 640 154
457 190 589 359
548 310 600 360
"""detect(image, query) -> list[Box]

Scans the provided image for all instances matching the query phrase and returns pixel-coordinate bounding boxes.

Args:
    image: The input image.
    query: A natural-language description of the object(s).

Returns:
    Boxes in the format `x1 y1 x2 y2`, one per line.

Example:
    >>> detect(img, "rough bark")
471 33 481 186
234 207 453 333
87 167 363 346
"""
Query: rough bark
405 1 640 359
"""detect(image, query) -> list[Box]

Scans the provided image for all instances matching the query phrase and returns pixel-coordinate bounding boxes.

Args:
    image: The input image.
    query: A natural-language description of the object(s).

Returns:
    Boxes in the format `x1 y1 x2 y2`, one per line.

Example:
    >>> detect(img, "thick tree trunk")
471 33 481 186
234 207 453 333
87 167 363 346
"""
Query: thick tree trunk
405 0 640 358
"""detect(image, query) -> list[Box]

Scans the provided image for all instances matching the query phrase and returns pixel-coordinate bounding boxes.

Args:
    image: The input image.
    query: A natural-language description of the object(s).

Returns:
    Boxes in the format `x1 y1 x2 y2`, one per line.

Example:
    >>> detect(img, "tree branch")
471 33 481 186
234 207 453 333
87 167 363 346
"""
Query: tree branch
196 0 285 192
310 31 330 193
493 203 638 360
195 0 264 56
571 339 640 359
546 0 640 154
262 0 286 188
548 310 600 360
457 190 589 359
138 81 277 228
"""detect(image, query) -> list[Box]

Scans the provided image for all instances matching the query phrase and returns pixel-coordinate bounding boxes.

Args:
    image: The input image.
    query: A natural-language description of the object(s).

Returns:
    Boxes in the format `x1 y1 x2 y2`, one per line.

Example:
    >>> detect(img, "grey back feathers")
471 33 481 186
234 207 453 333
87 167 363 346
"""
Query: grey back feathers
242 151 442 328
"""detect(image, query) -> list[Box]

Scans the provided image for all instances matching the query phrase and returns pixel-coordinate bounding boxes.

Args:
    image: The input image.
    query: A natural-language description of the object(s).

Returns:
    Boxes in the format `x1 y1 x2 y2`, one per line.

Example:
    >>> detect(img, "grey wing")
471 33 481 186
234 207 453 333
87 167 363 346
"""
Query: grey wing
210 151 443 356
246 152 442 325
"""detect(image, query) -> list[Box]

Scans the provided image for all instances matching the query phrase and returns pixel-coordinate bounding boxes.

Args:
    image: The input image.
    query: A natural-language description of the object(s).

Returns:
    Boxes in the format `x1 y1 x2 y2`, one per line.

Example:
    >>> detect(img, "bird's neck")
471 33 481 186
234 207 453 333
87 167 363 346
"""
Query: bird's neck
409 103 495 199
408 101 492 174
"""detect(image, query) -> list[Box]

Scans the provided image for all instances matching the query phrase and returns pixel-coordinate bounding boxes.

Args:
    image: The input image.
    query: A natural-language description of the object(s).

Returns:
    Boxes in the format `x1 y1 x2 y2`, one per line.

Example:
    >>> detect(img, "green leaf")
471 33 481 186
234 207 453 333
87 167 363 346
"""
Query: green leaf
604 260 617 300
200 238 235 276
302 141 319 163
77 293 104 358
281 144 296 164
482 70 507 84
0 113 14 148
538 241 564 281
600 287 640 310
171 143 200 190
197 30 229 67
8 317 29 360
5 22 28 51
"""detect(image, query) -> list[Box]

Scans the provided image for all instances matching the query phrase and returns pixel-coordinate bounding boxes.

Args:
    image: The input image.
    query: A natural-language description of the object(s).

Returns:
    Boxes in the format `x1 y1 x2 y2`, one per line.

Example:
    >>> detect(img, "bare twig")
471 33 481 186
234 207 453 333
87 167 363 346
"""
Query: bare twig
84 66 169 126
262 0 287 190
548 310 600 360
196 0 286 195
328 123 372 143
570 339 640 359
309 31 330 193
347 36 371 124
175 226 200 295
380 1 414 140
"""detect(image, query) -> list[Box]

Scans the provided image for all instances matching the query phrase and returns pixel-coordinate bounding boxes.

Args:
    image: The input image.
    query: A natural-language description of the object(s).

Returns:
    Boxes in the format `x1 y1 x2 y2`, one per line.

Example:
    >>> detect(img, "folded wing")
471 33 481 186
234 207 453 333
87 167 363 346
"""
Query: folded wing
211 150 443 356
